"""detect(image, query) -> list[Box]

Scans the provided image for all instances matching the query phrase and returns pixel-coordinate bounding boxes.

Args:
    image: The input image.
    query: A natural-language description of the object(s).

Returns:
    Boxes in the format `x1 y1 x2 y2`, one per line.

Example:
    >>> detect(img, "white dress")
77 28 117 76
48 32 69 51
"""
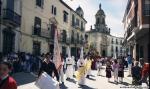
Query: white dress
66 57 74 79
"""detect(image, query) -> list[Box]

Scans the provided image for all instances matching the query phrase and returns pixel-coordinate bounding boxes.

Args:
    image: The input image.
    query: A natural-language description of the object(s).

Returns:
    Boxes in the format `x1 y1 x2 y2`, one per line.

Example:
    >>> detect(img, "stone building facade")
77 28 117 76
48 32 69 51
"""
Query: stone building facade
123 0 150 62
87 3 125 57
0 0 21 55
0 0 87 58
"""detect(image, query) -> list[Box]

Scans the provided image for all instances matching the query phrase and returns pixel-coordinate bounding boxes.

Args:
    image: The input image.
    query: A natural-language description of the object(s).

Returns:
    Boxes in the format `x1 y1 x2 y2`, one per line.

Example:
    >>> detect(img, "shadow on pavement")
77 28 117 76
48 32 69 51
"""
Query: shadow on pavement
60 84 68 89
121 81 131 86
78 85 96 89
90 75 96 77
12 72 36 86
87 77 96 81
99 75 105 77
108 81 119 85
66 78 76 84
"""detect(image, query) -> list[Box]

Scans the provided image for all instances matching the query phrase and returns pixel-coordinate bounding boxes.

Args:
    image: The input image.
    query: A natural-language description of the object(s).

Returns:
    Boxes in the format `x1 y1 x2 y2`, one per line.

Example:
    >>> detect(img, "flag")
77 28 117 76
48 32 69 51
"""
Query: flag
53 29 61 70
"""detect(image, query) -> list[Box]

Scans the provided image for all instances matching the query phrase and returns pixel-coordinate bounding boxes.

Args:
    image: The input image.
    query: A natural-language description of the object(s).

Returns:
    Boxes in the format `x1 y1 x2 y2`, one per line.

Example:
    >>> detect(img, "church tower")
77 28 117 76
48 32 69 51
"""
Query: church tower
94 3 110 34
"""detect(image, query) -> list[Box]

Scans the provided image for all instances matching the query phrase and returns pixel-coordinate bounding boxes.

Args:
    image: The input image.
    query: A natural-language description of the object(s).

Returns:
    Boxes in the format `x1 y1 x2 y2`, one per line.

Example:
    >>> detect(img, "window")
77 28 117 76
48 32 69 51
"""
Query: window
96 18 100 24
116 46 118 52
33 41 41 56
120 40 122 45
51 5 56 15
51 5 54 14
140 46 144 58
34 17 41 35
54 7 57 15
116 39 118 44
111 46 114 52
62 30 66 42
112 38 114 44
50 24 55 40
144 0 150 15
120 47 122 53
63 11 68 22
81 21 84 31
7 0 14 10
72 14 75 26
76 18 79 26
0 1 2 15
36 0 44 8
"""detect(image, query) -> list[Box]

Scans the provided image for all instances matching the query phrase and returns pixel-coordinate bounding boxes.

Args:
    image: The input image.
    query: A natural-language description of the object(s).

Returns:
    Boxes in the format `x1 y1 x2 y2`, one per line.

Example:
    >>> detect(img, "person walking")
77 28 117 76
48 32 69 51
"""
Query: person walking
112 59 119 83
65 55 74 80
106 61 112 82
131 61 142 85
0 61 17 89
127 55 132 76
118 60 124 83
97 57 102 76
38 53 59 82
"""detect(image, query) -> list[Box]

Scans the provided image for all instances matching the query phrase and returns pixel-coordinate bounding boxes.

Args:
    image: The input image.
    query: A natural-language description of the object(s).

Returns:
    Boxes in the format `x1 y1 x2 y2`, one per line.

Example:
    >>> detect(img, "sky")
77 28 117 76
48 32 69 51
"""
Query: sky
63 0 128 37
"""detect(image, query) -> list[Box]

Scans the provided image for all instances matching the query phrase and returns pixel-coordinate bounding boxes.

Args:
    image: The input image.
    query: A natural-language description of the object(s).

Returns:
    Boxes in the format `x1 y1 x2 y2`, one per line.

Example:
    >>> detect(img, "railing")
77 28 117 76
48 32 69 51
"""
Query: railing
2 9 21 27
40 29 50 38
32 26 50 38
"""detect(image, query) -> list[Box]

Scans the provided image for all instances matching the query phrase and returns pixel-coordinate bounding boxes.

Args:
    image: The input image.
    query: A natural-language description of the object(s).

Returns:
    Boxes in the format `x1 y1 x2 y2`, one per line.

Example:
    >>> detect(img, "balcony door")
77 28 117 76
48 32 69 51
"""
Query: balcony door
33 41 41 56
34 17 41 35
3 29 15 55
7 0 14 10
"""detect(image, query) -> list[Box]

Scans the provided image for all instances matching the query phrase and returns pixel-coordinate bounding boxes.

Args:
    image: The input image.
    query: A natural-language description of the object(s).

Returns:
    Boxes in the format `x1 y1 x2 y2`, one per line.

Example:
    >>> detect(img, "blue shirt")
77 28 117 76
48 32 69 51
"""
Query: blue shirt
127 56 132 64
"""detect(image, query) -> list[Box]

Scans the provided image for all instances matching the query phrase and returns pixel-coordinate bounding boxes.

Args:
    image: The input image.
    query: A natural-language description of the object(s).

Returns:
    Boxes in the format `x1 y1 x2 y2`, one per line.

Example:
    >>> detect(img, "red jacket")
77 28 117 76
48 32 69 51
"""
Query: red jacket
0 76 17 89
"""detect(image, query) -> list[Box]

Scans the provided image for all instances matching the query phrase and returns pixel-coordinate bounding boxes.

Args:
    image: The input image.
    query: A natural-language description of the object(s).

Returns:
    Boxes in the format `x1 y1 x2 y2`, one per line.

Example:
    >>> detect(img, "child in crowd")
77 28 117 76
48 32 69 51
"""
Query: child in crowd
112 59 119 83
97 58 102 76
118 60 124 83
106 61 112 82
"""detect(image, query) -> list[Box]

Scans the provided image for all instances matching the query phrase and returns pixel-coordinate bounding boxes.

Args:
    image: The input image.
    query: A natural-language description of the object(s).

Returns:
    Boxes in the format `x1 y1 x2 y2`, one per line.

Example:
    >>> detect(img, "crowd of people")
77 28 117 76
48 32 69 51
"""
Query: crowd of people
0 51 149 89
0 52 43 74
96 55 149 87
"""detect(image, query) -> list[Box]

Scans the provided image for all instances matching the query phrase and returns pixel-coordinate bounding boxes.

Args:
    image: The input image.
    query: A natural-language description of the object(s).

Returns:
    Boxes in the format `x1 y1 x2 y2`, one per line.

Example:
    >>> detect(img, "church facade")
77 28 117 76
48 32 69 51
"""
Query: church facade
87 4 125 58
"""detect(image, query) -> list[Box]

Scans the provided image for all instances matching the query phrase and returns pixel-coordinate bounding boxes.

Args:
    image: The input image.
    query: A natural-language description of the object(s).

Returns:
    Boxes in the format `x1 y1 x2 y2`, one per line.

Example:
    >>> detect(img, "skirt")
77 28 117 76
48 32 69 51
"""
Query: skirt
106 71 112 78
118 71 124 77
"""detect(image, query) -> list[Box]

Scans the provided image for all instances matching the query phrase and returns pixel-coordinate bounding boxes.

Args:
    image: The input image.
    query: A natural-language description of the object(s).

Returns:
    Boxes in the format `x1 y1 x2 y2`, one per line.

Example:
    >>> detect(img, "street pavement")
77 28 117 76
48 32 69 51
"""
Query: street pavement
13 66 148 89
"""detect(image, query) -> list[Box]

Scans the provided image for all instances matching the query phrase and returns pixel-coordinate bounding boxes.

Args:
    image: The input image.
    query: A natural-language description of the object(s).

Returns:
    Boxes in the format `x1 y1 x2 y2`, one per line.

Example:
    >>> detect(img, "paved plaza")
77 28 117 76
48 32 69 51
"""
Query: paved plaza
12 67 146 89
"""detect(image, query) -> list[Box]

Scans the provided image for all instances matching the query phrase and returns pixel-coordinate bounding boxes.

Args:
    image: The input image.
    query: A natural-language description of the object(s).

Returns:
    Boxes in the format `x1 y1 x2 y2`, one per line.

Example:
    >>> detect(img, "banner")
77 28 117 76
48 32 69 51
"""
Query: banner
53 29 61 70
35 72 60 89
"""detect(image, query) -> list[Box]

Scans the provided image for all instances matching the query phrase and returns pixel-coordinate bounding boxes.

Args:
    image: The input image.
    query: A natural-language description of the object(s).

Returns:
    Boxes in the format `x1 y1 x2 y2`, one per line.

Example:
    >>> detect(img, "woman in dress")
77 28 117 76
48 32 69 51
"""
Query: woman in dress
106 61 112 82
112 59 119 83
118 60 124 83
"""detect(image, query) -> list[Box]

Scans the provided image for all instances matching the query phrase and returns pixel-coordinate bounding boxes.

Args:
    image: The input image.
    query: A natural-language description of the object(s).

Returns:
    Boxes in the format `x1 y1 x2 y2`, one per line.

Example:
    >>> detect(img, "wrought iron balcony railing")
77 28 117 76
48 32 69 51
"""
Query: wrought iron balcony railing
2 9 21 27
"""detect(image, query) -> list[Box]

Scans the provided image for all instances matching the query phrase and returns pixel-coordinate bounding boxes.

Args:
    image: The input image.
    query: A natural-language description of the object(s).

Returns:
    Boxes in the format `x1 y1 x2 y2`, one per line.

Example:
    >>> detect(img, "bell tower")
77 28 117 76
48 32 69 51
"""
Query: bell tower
95 3 107 33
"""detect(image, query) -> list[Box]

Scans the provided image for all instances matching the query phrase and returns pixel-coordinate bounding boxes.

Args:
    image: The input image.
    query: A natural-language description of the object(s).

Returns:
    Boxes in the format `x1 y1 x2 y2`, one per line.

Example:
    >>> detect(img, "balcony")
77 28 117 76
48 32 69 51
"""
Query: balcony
32 27 50 39
2 9 21 27
126 16 137 38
